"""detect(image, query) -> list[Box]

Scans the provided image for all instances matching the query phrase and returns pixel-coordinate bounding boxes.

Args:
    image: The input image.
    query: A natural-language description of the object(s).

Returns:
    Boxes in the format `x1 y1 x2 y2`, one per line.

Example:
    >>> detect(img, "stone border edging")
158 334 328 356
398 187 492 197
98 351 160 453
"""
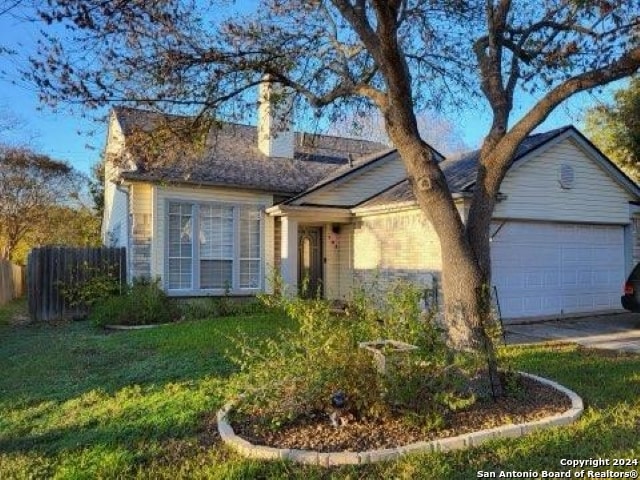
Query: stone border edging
104 323 174 330
217 372 583 466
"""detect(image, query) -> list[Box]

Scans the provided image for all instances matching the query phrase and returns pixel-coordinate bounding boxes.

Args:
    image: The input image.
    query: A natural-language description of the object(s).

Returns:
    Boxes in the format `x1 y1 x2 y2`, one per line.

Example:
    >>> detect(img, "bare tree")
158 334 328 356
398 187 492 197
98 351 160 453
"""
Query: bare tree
328 109 468 155
30 0 640 392
0 106 36 147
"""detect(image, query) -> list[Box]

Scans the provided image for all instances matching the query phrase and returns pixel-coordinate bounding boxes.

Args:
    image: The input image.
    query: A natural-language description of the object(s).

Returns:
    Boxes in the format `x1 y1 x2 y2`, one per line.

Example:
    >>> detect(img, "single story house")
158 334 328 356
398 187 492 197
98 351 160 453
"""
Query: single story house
102 85 640 321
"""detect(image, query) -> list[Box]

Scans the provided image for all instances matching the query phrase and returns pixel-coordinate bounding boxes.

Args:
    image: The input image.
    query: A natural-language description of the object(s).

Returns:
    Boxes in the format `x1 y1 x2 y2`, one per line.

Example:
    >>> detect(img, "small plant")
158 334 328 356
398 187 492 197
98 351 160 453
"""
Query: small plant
178 295 268 322
216 282 236 317
177 297 220 321
89 278 179 327
59 262 122 313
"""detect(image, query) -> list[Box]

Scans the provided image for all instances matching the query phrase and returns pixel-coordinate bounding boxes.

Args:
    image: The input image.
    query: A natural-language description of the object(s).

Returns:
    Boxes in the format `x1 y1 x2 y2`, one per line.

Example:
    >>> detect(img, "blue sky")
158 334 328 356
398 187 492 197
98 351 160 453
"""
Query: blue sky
0 3 625 176
0 7 108 175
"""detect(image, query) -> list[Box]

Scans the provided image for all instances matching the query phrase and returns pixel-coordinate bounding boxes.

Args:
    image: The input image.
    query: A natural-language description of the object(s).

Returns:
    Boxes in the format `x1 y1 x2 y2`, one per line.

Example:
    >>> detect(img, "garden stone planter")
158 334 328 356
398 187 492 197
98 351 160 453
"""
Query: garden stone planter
217 372 584 466
358 339 418 374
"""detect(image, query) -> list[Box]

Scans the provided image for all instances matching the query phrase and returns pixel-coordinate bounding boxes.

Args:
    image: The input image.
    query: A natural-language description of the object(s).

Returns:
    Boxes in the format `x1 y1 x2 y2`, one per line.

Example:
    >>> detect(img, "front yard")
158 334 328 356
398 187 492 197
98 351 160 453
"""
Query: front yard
1 305 639 479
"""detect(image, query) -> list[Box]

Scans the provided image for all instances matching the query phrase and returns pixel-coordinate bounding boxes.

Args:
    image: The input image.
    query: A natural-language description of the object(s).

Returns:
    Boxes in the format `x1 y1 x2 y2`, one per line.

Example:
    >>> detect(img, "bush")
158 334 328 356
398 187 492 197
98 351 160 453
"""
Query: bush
59 263 122 312
229 280 478 432
89 278 179 327
177 297 268 321
176 297 220 320
229 297 384 428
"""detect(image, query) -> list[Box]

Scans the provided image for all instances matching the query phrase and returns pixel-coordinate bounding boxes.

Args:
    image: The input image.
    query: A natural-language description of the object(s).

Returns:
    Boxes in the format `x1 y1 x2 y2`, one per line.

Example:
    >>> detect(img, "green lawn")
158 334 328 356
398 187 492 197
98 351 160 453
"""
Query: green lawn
0 297 27 325
1 307 639 479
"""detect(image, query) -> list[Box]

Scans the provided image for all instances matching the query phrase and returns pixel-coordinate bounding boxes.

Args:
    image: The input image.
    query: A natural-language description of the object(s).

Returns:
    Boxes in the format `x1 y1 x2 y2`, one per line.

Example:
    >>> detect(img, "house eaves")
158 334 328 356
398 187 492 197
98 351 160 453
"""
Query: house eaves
283 149 397 206
119 171 301 197
458 126 640 198
265 204 352 223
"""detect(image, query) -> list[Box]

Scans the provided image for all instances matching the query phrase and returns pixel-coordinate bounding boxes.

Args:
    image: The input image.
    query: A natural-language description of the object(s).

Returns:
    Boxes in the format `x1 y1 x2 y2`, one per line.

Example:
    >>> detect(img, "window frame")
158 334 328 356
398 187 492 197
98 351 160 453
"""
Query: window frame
166 201 195 291
164 199 264 295
238 206 263 290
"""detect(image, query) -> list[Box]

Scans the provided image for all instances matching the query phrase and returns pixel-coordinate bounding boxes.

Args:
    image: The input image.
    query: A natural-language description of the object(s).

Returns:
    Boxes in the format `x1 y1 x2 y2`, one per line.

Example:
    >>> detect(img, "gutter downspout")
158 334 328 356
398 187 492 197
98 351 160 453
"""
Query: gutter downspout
115 181 132 284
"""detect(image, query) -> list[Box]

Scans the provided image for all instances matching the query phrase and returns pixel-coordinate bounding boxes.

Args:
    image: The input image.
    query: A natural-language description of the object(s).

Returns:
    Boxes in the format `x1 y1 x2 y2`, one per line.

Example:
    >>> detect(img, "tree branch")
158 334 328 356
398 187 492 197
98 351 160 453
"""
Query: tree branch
510 47 640 145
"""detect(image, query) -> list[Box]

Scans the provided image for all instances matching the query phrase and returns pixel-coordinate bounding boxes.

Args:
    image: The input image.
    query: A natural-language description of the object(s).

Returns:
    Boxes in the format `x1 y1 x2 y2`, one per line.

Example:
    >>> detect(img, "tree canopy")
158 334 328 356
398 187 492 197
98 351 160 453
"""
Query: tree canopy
585 77 640 182
28 1 640 389
0 146 95 262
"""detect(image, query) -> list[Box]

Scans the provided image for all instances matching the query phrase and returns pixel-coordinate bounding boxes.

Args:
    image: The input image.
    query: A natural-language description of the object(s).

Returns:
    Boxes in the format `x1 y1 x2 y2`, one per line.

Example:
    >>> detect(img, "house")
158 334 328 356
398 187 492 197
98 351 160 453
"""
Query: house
102 85 640 321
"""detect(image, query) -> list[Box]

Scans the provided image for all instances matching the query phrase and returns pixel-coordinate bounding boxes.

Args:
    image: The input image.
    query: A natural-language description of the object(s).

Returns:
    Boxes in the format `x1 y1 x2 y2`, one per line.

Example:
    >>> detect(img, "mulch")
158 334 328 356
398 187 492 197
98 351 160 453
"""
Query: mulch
228 375 572 452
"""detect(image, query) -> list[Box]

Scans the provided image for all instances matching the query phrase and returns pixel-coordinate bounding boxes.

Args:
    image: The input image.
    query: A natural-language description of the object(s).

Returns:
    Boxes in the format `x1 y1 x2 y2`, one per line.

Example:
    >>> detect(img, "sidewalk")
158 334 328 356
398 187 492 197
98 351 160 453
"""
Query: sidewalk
504 313 640 353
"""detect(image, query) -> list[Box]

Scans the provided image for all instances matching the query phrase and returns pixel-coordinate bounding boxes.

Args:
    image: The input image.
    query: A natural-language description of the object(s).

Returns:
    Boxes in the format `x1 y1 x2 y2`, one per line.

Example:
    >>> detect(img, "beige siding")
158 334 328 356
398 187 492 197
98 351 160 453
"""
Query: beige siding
131 183 152 216
301 157 406 207
324 223 354 300
338 224 354 298
494 138 633 224
152 184 274 289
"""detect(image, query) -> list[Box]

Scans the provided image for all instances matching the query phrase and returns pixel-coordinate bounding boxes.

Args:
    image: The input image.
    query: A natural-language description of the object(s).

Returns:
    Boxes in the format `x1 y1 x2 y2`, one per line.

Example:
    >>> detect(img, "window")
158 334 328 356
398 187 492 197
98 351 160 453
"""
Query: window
239 207 261 288
166 201 262 292
200 205 234 289
168 203 193 289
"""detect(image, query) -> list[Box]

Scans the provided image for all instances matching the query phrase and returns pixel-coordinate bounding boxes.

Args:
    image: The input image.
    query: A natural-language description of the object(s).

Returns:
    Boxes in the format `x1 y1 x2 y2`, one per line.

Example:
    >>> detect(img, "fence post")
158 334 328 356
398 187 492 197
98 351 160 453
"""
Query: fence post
0 259 26 306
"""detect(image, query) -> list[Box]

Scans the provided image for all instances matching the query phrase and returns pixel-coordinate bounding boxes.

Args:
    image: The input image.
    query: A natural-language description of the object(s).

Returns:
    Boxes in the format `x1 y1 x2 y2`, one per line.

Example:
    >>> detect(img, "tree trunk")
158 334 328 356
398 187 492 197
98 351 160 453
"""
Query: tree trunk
371 27 504 393
389 136 504 397
439 243 503 398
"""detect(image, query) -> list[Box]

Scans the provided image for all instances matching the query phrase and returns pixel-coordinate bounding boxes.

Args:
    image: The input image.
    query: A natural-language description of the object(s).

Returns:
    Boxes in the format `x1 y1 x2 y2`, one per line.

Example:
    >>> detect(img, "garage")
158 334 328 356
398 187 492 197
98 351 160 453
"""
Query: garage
491 221 626 319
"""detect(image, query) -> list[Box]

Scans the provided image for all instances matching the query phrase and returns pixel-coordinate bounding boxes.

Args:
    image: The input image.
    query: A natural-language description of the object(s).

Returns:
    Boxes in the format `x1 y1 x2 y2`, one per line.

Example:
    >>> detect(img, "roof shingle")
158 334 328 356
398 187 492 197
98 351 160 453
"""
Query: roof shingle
114 107 387 194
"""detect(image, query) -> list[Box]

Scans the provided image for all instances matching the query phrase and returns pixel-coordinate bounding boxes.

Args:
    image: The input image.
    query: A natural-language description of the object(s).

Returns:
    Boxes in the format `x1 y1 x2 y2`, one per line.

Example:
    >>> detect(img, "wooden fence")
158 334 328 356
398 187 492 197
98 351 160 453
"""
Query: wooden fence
27 246 126 322
0 259 24 305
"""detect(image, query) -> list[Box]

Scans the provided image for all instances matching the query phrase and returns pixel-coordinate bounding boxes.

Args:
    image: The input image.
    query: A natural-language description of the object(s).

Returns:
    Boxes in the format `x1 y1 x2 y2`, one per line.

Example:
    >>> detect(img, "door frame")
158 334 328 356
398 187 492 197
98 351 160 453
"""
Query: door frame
298 225 324 298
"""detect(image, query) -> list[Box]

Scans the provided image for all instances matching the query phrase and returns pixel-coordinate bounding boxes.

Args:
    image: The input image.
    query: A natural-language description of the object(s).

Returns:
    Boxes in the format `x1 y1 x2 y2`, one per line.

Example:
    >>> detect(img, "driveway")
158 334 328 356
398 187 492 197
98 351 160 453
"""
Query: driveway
504 312 640 353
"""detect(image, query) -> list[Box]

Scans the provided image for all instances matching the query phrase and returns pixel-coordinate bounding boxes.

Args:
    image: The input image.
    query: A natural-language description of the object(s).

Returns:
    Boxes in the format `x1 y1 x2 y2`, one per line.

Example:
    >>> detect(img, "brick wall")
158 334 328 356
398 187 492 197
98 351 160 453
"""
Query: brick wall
351 209 442 305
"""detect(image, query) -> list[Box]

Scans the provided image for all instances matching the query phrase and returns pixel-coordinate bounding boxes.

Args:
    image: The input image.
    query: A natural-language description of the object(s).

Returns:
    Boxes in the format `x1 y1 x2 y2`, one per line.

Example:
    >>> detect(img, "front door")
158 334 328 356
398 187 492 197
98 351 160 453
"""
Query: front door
298 227 323 298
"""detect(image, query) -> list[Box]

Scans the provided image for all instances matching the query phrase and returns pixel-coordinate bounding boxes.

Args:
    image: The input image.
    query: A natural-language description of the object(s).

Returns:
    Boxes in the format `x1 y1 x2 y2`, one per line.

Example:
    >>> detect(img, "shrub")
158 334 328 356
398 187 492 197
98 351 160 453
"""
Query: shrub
229 297 385 427
177 297 220 321
89 278 179 327
177 297 268 321
229 280 478 432
59 263 122 312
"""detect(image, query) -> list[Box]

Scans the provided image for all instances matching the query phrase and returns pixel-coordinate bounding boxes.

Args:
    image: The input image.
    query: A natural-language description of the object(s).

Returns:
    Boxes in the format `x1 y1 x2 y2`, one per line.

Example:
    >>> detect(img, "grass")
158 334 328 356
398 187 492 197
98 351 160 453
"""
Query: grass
0 297 27 325
1 305 639 479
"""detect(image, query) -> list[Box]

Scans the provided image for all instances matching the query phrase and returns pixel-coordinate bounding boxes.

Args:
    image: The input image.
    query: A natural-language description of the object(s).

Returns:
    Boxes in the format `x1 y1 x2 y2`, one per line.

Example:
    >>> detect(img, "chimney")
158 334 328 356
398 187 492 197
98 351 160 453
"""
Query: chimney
258 75 295 159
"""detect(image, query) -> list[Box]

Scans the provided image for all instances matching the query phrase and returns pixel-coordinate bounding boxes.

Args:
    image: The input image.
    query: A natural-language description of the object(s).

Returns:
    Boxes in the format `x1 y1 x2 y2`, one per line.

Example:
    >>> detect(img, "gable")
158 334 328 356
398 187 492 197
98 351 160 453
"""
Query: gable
292 154 407 207
493 136 635 224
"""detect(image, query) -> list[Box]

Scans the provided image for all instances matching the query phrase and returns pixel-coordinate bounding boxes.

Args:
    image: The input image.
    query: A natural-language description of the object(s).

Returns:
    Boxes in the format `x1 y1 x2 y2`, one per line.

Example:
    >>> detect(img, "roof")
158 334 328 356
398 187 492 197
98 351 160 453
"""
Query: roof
113 107 388 194
279 140 445 206
357 126 575 208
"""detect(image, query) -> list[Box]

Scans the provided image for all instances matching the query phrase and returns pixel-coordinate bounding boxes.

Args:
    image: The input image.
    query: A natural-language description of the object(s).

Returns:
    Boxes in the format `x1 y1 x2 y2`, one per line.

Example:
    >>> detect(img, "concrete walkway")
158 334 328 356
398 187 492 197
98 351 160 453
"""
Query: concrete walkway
504 312 640 353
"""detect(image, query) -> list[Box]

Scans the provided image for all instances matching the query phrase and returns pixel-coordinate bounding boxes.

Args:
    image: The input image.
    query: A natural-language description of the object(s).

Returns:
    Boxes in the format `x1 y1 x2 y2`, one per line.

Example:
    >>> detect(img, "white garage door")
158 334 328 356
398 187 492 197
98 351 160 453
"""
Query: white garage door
491 222 626 319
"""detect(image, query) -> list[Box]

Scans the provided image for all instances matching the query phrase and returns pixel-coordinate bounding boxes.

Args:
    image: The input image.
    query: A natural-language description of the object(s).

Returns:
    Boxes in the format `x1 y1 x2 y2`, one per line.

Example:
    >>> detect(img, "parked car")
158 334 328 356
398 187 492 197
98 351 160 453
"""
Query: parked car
622 263 640 312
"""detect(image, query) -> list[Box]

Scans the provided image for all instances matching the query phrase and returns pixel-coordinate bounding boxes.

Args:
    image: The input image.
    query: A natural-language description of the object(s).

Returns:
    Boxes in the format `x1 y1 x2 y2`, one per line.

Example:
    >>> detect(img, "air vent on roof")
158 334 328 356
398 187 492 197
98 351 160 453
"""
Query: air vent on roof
559 164 575 189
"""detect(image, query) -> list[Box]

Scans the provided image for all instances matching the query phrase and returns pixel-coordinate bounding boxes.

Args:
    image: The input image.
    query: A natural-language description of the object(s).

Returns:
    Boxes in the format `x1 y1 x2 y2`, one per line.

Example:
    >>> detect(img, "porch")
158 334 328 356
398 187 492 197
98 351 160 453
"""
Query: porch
266 205 353 300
